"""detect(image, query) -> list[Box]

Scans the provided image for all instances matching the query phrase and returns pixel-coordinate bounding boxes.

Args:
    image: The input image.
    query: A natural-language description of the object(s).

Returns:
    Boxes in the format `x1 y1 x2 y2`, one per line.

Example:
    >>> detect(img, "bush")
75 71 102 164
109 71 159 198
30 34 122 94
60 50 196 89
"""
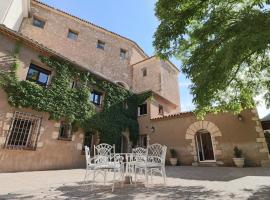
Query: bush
233 146 242 158
170 148 177 158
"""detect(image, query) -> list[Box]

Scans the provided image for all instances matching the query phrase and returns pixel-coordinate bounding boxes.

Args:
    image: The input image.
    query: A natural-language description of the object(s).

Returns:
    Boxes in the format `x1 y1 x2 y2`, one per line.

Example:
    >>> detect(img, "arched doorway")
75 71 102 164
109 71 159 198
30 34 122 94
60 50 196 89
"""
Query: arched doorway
186 121 222 163
195 130 215 161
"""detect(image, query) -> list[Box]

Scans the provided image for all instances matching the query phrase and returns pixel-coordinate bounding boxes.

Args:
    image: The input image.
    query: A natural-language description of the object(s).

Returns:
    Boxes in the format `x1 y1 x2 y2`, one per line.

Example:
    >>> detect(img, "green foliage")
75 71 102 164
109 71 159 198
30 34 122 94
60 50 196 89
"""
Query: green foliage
233 146 243 158
170 148 177 158
154 0 270 117
0 43 151 144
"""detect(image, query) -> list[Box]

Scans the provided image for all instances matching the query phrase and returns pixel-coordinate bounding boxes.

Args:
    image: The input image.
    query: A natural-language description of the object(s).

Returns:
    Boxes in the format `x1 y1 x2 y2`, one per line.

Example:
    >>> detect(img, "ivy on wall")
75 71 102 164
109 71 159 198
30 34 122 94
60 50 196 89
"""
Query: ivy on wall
0 43 151 144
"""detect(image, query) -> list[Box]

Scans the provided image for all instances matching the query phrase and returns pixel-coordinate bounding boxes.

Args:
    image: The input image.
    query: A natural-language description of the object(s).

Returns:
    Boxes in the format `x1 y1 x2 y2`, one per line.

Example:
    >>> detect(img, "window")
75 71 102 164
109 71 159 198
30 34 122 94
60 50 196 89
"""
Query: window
90 90 102 106
159 105 164 115
26 64 50 86
67 29 78 40
82 131 93 153
58 122 72 140
120 49 127 59
97 40 105 50
138 135 148 147
142 68 147 77
5 111 42 150
32 17 45 28
138 104 147 116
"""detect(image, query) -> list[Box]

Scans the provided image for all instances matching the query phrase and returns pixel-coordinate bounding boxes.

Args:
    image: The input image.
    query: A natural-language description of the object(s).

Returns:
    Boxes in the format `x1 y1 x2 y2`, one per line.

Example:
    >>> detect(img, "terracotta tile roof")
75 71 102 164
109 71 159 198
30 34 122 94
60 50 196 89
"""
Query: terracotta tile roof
0 24 120 87
34 0 148 58
151 111 195 121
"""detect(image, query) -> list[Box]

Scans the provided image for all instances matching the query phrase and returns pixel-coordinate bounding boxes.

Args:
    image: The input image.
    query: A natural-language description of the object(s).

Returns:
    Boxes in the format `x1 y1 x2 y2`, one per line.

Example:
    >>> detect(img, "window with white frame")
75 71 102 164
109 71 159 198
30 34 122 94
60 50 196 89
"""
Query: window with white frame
90 90 103 106
5 111 42 150
138 104 147 116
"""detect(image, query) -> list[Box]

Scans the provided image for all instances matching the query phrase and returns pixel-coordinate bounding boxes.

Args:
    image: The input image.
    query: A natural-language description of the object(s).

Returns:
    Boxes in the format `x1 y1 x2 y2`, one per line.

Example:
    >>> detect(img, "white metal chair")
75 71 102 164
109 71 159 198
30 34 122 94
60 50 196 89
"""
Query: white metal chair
92 143 124 192
134 143 167 187
84 146 95 183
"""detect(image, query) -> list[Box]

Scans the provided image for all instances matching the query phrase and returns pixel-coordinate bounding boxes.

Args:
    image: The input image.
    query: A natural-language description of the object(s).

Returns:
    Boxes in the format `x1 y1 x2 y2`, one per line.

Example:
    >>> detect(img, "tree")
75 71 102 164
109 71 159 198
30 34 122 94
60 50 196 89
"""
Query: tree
153 0 270 117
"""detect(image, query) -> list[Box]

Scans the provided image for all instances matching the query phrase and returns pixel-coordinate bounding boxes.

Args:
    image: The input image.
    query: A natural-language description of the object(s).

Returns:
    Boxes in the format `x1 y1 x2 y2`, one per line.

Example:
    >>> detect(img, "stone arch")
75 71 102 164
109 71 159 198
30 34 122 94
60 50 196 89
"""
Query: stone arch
185 121 223 163
115 81 129 90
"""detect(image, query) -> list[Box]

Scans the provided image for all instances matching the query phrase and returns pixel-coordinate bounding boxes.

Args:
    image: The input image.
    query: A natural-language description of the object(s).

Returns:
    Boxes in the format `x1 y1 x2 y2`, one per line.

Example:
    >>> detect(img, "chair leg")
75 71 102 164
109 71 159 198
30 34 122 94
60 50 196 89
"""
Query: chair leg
112 168 116 192
151 169 153 184
162 166 166 185
145 167 148 188
135 167 137 187
104 170 107 185
84 169 88 184
91 170 96 191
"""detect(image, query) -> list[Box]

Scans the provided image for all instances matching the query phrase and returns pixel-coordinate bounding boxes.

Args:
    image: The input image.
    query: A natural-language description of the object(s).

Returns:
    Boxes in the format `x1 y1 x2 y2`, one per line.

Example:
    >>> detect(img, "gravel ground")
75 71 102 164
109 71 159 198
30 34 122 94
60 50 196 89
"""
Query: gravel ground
0 166 270 199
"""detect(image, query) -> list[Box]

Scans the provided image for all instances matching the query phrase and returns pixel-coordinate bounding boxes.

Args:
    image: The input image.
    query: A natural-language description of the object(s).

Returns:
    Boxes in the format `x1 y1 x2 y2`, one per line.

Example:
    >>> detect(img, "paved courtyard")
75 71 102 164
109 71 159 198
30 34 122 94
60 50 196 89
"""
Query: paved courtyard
0 166 270 199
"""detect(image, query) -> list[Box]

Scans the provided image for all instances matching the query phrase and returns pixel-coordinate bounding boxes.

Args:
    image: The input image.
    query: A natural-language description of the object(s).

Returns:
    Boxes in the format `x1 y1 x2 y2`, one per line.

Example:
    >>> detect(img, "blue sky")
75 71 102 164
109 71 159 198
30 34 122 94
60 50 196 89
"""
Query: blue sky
40 0 268 118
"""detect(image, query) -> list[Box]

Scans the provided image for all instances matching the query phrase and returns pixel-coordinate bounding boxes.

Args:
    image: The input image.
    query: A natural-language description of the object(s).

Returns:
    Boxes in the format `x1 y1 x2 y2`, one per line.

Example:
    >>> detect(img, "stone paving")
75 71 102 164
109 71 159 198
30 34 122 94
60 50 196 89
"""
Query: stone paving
0 166 270 199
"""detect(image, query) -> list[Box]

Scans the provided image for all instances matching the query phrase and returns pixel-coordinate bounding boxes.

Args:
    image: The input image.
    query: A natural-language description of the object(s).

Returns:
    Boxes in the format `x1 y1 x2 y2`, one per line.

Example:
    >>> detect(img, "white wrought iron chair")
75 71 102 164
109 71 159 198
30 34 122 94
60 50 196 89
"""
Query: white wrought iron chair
130 147 147 177
92 143 124 192
134 143 167 187
84 146 95 183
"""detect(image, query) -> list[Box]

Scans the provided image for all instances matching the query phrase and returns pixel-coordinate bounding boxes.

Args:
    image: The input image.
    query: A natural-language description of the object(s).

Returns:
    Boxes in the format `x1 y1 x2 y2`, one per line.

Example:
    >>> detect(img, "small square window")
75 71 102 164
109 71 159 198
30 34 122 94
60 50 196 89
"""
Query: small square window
142 68 147 77
26 64 50 86
58 122 72 140
90 90 103 106
97 40 105 50
159 105 164 115
138 104 147 116
67 29 78 40
120 49 127 59
32 17 45 28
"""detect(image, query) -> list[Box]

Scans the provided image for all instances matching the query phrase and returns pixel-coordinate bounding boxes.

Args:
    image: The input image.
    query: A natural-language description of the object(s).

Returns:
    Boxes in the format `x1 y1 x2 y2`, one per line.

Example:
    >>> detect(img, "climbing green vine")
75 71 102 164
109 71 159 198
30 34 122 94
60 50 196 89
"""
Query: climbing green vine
0 43 151 144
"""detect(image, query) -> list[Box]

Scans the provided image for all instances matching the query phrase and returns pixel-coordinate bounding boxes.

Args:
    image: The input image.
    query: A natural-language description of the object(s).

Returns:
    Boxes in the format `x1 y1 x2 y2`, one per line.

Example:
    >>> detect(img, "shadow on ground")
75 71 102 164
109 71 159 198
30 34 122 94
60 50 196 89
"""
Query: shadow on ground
166 166 270 181
55 184 221 200
247 186 270 200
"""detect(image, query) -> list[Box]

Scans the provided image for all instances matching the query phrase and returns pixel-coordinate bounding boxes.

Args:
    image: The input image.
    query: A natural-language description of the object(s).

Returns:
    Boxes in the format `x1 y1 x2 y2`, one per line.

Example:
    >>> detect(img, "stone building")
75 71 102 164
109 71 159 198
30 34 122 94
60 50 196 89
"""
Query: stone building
0 0 269 172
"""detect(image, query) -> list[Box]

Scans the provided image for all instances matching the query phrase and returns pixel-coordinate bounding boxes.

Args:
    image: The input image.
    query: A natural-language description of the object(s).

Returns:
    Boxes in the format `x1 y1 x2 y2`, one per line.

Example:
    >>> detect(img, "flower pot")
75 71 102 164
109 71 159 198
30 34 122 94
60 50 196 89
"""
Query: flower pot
170 158 177 166
233 158 245 168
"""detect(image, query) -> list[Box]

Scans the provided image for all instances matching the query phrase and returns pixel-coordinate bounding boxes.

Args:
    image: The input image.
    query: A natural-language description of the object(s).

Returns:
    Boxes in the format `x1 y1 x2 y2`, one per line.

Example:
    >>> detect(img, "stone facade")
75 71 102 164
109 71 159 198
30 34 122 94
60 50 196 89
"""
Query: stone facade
0 0 269 172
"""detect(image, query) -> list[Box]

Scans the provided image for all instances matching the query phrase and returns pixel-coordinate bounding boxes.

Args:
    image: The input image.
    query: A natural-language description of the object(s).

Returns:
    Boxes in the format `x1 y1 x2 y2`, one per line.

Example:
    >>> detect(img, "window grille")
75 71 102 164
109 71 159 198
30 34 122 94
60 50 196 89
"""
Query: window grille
4 111 42 150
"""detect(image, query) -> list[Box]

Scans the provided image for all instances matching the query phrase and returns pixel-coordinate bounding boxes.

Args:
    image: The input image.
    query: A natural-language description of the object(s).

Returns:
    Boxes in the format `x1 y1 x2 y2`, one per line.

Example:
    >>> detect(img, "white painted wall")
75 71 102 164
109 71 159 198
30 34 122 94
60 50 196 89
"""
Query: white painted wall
0 0 30 31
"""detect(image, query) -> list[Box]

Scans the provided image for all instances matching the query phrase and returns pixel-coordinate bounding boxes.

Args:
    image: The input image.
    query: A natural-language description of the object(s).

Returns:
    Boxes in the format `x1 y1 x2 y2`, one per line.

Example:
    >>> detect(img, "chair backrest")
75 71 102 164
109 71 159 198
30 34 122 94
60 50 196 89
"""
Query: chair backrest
147 143 167 164
132 147 147 162
85 146 91 167
94 143 115 164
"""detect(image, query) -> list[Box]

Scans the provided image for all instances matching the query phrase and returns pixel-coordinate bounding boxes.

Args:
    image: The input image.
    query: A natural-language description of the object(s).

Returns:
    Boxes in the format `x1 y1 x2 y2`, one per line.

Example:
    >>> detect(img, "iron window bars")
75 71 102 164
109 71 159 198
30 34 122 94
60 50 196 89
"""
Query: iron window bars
4 111 42 150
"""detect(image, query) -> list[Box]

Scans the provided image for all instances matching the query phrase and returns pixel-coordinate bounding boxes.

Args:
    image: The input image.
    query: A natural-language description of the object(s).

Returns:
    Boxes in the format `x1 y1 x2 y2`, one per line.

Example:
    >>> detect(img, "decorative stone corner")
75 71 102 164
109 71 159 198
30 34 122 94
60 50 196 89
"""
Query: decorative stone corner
2 124 10 131
40 127 45 134
54 122 61 128
52 131 59 139
0 136 6 145
185 120 223 162
251 109 270 159
37 142 43 148
76 143 82 150
5 112 13 119
72 135 75 141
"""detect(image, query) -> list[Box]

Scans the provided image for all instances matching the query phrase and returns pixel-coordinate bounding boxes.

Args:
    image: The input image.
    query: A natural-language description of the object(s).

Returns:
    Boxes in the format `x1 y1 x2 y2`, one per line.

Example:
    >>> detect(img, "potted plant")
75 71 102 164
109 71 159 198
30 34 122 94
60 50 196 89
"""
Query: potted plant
233 146 245 168
169 148 178 166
